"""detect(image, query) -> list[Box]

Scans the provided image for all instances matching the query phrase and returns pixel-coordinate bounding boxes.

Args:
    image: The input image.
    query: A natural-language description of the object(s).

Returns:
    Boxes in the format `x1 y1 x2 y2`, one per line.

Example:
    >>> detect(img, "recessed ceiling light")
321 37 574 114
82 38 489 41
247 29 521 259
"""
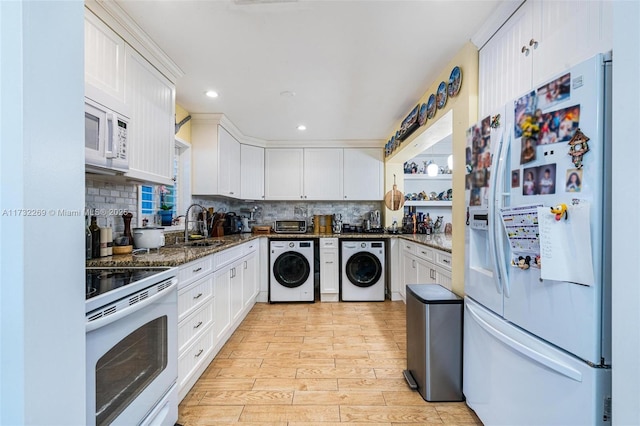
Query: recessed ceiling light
280 90 296 97
297 124 307 131
205 90 219 98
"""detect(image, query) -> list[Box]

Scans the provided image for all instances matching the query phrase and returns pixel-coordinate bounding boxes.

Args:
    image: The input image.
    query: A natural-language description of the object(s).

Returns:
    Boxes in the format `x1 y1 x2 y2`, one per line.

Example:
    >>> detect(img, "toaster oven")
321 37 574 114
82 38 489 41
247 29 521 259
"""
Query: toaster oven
274 220 307 234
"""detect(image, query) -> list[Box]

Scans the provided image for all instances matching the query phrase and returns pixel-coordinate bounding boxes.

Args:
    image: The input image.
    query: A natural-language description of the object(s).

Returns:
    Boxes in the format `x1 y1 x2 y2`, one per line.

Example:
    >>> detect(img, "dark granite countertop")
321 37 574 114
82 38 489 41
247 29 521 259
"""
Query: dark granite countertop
87 231 452 268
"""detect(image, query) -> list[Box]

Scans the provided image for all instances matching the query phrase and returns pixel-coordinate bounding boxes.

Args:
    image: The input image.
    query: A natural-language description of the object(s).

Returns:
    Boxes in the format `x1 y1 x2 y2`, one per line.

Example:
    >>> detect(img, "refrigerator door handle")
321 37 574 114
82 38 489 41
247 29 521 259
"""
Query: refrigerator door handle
488 128 509 296
466 301 583 382
494 130 511 297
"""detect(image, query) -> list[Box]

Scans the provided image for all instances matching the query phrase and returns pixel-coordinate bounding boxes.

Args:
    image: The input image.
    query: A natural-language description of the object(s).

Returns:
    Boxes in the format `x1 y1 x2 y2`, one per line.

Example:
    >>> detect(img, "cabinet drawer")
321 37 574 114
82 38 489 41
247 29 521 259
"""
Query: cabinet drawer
436 251 452 271
401 240 416 255
213 244 244 270
320 238 338 248
243 240 259 255
178 325 215 391
178 302 214 354
178 274 214 322
178 256 213 289
415 245 435 262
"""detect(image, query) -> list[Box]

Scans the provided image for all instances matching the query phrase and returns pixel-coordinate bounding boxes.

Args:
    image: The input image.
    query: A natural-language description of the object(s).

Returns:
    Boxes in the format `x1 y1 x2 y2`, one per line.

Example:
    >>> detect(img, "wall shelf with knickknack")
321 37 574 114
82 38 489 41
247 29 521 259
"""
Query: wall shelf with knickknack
402 134 453 225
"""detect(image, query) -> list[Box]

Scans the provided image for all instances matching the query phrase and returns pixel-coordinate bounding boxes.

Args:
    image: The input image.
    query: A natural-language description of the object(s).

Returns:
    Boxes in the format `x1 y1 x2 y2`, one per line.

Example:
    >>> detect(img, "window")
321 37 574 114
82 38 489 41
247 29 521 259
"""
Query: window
138 184 174 227
137 138 191 228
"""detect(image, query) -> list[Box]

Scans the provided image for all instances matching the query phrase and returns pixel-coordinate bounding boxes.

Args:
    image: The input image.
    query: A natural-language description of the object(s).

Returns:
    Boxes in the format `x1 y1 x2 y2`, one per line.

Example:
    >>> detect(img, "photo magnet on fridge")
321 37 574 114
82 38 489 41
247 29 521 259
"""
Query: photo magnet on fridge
536 73 571 110
565 168 583 192
514 91 537 139
520 137 537 164
511 169 521 188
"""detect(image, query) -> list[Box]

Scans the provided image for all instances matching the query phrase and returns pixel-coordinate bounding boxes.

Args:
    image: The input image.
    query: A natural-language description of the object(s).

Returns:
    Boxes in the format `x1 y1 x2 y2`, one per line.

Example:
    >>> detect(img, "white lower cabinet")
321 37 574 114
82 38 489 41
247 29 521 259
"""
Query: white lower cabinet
213 266 231 343
320 238 339 302
178 326 215 393
177 240 260 401
242 242 259 308
400 240 453 299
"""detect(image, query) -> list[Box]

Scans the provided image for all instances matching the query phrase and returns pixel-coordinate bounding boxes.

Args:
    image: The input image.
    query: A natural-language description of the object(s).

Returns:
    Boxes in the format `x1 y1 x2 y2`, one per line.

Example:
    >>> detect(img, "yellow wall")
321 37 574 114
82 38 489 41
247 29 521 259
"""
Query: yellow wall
175 103 192 143
384 41 478 296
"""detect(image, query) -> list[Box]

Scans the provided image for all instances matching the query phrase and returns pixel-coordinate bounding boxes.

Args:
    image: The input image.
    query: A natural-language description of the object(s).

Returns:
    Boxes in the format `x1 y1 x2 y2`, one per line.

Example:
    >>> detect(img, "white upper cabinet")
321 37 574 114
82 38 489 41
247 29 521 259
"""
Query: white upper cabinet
218 126 241 198
85 6 179 186
84 11 126 108
124 45 175 185
264 147 382 201
240 144 265 200
303 148 343 200
343 148 384 200
479 0 612 117
479 3 533 117
191 117 243 198
532 0 612 84
264 148 304 200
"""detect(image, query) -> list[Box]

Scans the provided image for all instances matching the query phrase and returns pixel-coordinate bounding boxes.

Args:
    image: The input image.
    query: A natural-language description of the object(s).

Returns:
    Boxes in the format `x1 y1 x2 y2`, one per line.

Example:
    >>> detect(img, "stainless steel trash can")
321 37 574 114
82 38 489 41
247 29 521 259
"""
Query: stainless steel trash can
403 284 463 402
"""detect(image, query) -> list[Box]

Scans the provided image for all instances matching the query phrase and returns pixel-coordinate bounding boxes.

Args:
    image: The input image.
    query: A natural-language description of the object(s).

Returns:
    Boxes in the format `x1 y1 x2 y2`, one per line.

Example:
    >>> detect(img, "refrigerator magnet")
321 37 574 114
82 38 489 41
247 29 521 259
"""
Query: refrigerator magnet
550 203 568 221
568 128 590 169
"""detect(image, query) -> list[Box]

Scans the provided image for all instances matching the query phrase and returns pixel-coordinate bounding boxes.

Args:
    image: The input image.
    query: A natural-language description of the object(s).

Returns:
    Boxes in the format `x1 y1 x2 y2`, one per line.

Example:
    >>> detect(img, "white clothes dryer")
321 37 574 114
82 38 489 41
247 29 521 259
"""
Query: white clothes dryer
341 240 385 301
269 240 315 302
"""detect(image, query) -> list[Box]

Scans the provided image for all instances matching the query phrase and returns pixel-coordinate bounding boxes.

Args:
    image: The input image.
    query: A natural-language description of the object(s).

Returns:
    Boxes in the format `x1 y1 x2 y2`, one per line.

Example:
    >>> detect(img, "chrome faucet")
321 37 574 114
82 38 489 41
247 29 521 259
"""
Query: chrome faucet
185 203 207 242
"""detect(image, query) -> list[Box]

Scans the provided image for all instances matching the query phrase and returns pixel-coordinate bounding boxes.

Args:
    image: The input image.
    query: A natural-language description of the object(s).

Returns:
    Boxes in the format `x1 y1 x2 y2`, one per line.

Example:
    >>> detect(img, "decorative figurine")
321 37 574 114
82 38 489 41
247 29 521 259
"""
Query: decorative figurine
517 255 532 270
550 203 568 221
568 128 590 169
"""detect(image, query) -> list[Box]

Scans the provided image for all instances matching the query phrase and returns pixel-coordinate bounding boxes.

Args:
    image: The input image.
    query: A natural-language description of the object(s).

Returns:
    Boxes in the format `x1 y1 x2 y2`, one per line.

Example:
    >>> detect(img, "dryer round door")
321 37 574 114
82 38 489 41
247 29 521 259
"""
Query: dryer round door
272 251 311 288
345 252 382 288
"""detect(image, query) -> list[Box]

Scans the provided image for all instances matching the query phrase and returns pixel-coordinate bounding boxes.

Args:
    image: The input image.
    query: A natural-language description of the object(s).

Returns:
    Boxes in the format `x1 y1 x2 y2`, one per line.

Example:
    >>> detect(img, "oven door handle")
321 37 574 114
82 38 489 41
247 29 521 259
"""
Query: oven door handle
86 279 177 332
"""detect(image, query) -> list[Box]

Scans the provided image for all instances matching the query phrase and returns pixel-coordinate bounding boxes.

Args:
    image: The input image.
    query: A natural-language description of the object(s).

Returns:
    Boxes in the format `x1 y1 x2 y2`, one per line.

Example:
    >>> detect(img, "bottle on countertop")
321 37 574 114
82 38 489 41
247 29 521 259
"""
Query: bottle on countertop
106 219 113 256
85 216 92 260
90 216 100 259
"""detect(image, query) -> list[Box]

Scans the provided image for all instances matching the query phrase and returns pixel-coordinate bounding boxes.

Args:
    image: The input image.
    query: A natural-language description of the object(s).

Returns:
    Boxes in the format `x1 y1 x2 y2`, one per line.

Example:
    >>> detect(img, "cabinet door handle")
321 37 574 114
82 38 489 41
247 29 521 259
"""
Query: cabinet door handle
420 250 427 255
300 195 303 199
244 261 247 269
193 267 202 273
529 38 538 49
521 45 530 55
442 258 451 265
193 293 203 300
195 349 204 358
193 321 203 329
412 259 416 268
229 191 234 195
326 261 334 264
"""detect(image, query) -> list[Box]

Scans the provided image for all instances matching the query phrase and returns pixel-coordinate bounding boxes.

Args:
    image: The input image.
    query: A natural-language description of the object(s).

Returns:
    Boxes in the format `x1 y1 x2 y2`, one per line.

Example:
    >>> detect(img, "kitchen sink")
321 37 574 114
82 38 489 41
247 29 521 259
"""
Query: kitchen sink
185 240 225 248
165 240 226 249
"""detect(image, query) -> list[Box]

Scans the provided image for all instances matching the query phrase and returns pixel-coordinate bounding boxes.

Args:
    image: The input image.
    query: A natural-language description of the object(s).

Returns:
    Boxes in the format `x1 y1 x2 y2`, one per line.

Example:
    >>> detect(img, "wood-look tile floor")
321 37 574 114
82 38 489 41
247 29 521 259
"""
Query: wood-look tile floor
178 301 482 425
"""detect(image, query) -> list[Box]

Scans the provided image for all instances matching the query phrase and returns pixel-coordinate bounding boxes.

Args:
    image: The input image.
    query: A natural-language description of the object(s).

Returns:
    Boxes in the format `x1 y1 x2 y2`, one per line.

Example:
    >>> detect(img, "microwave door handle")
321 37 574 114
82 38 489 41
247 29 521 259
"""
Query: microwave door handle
105 112 115 158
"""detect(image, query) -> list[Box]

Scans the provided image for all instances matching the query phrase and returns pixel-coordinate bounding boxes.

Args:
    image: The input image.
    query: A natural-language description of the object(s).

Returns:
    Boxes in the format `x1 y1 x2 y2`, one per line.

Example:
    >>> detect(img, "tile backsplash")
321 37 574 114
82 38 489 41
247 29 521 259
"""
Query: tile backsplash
85 176 137 234
191 196 384 227
86 174 384 236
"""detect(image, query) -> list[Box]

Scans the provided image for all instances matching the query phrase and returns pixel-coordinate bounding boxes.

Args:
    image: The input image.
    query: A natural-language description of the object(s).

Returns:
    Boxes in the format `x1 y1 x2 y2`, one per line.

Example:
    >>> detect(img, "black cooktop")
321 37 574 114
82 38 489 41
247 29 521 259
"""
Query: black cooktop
85 267 172 301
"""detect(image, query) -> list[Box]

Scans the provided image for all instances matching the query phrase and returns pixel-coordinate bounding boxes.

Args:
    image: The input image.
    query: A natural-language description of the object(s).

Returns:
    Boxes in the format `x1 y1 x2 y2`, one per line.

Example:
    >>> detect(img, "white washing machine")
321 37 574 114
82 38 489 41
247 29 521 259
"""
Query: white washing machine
270 240 315 302
341 240 385 301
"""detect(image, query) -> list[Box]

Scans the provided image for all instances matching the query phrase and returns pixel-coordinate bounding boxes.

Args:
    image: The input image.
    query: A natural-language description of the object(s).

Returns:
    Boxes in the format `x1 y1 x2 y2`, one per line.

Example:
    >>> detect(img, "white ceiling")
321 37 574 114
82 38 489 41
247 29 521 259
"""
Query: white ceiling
115 0 504 143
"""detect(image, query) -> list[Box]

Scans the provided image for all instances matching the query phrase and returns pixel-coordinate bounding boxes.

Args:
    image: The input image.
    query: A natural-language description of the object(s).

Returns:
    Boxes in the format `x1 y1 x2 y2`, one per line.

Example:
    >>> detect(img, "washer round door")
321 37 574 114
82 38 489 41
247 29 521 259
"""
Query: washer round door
345 252 382 288
272 251 311 288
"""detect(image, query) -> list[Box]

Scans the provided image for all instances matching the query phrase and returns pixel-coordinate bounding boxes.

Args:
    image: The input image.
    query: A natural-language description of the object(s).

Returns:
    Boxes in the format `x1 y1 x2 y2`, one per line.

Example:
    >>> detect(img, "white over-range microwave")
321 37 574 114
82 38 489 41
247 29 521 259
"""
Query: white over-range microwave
85 97 129 173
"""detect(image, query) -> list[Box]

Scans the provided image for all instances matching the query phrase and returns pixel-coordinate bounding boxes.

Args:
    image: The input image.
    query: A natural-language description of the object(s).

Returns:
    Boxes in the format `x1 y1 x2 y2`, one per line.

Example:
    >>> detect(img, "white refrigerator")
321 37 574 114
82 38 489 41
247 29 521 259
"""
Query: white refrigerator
464 53 612 425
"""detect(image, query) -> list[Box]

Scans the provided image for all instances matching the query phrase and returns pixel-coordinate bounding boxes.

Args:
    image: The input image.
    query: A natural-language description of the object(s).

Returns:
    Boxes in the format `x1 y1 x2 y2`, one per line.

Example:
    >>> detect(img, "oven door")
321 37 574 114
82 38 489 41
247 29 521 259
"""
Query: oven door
86 280 178 426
